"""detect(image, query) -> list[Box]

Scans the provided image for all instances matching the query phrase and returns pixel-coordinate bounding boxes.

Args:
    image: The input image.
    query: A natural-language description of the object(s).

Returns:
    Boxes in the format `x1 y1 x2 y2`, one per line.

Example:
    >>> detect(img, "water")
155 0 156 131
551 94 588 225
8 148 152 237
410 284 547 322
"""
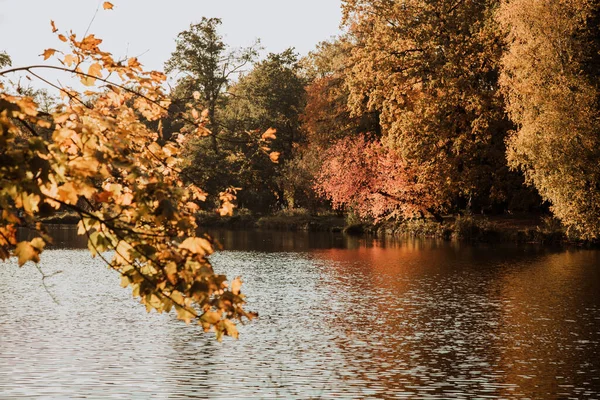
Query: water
1 227 600 399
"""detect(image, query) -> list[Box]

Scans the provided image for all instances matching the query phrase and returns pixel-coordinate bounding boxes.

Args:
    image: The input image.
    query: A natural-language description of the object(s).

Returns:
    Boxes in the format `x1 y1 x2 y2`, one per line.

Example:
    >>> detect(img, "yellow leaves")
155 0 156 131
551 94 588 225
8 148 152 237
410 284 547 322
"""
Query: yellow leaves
15 193 41 214
231 277 242 295
269 151 280 163
81 63 102 86
165 261 178 284
14 238 45 267
189 184 207 202
88 62 103 78
178 237 213 256
103 1 114 10
64 54 77 67
175 306 196 324
262 127 277 140
222 319 239 340
127 57 142 70
57 182 79 205
201 311 221 325
42 49 57 60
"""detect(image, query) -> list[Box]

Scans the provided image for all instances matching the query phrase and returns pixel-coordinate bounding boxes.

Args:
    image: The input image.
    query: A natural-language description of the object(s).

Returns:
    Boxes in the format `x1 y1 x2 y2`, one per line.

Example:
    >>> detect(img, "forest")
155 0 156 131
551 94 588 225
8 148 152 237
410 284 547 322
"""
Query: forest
1 0 600 336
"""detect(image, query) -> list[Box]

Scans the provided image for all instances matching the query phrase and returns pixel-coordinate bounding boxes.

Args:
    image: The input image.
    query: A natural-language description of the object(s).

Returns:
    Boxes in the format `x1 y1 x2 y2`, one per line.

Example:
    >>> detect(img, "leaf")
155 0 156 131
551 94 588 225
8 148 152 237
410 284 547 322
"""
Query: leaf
193 91 201 100
14 241 41 266
50 20 58 33
231 277 242 295
42 49 56 60
262 127 277 140
178 237 213 256
103 1 114 9
269 151 280 163
201 311 221 325
58 34 67 42
223 319 239 339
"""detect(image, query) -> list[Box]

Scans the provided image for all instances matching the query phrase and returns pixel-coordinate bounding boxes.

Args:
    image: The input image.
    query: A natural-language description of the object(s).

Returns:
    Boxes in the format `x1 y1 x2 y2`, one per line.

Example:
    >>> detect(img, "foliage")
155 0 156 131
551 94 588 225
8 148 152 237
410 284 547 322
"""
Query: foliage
219 49 306 210
300 37 379 147
497 0 600 239
340 0 523 213
0 51 11 68
0 19 254 339
316 134 445 220
165 17 260 150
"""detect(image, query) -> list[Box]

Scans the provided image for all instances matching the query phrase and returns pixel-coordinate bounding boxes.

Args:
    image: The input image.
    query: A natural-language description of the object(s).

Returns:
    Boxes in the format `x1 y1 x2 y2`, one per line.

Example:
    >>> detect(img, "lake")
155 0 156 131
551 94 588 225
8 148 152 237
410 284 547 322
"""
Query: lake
1 226 600 399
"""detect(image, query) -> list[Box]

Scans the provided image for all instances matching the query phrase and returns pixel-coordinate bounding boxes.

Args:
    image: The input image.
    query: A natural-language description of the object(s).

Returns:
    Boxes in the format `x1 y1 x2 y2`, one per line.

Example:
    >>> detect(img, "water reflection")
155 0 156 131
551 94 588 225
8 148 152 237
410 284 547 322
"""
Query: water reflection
1 226 599 398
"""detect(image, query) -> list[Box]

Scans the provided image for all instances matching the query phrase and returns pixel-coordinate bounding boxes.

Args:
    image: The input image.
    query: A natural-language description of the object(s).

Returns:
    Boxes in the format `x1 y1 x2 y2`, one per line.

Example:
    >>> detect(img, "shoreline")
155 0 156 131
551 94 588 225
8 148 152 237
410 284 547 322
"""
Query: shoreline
40 210 596 247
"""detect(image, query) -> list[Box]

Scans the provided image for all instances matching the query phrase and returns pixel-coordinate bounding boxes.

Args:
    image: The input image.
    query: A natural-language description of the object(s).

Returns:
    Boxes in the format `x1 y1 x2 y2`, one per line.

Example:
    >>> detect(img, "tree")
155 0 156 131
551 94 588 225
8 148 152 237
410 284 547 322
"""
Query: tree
220 49 306 210
341 0 523 215
164 17 259 151
497 0 600 239
0 51 11 68
300 37 379 147
316 134 445 219
0 18 254 340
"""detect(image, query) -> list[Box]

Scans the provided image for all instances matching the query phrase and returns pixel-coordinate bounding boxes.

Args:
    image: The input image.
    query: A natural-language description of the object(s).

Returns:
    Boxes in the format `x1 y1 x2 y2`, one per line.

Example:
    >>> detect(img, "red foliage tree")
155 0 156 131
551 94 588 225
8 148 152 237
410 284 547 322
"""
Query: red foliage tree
316 135 445 220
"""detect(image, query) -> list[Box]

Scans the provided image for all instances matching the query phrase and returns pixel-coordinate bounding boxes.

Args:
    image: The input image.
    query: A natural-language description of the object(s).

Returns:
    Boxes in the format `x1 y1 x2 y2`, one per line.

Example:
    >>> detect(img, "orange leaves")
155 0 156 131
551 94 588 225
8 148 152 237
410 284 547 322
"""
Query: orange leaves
103 2 114 10
261 127 277 140
230 277 242 295
78 34 102 51
63 54 77 67
0 27 254 340
217 188 239 217
81 62 103 86
269 151 280 163
50 20 58 33
14 238 45 266
127 57 142 70
42 49 57 60
178 237 213 256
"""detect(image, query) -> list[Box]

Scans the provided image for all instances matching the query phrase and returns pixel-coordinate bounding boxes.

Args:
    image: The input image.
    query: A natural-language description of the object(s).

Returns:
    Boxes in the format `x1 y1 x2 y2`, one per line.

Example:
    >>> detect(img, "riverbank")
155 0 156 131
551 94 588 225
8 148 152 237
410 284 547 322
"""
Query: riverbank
41 209 593 246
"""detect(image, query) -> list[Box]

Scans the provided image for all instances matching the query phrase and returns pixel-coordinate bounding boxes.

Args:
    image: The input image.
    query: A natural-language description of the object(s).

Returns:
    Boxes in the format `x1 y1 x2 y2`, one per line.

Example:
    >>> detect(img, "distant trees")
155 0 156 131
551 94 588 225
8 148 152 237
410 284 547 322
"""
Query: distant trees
0 51 11 68
498 0 600 239
221 49 306 210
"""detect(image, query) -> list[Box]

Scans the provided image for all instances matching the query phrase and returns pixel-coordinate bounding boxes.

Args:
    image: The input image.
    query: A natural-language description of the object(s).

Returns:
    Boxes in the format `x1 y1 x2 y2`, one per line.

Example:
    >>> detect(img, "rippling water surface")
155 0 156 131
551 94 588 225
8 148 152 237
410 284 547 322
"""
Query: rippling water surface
1 227 600 399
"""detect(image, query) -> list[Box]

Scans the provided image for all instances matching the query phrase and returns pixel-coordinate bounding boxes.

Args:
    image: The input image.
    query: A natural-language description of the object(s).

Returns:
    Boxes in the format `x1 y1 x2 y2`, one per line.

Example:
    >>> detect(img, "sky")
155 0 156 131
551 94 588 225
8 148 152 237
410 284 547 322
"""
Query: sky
0 0 343 89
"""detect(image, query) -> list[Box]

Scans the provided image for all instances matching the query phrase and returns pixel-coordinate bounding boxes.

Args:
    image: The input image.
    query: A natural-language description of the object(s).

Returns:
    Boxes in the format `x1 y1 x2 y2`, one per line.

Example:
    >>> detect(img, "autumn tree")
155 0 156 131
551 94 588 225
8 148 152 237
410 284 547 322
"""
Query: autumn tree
301 37 379 147
340 0 529 215
316 134 446 219
0 17 254 339
289 38 380 211
497 0 600 239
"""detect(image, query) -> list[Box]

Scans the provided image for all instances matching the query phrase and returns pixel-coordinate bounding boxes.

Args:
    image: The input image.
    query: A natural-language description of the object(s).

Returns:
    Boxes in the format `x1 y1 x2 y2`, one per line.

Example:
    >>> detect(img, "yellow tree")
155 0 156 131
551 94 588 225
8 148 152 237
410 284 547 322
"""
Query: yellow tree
0 15 255 340
341 0 517 215
498 0 600 239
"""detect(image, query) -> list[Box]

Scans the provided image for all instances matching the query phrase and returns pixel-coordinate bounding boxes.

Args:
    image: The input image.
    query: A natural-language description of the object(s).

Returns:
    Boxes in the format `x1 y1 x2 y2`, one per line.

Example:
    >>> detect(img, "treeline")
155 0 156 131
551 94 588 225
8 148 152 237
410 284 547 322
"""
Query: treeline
157 1 600 240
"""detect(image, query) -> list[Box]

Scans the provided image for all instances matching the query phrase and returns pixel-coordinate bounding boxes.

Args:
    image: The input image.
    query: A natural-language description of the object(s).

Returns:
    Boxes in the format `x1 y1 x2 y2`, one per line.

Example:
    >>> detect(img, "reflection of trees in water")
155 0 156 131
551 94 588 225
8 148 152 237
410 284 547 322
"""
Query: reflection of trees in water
495 250 600 398
313 243 589 397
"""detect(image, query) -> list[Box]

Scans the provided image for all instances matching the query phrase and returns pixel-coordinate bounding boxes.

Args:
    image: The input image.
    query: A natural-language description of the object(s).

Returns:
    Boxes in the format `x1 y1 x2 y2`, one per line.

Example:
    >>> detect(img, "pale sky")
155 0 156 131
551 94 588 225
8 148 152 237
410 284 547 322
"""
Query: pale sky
0 0 343 89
